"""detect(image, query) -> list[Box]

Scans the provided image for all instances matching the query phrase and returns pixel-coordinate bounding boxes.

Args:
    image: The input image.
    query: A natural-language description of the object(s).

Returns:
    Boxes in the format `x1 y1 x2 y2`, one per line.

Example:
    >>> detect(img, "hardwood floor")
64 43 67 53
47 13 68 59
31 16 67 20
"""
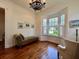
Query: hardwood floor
0 41 58 59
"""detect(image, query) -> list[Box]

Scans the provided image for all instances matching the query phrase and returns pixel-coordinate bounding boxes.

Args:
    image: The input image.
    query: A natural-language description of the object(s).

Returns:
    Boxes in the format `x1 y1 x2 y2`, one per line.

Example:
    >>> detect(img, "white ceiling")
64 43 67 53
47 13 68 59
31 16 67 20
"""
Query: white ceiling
9 0 68 11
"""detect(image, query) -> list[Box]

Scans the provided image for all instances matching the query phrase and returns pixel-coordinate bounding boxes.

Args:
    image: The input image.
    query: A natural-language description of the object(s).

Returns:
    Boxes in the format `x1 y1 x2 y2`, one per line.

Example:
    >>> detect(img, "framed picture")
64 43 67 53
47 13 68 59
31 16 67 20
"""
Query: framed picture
18 23 24 29
69 20 79 28
26 24 29 27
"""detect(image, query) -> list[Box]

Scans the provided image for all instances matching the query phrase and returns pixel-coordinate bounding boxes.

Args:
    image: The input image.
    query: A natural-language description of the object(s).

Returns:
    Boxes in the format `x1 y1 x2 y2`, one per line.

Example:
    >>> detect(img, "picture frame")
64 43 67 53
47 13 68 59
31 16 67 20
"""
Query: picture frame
69 20 79 28
26 24 29 27
18 23 24 29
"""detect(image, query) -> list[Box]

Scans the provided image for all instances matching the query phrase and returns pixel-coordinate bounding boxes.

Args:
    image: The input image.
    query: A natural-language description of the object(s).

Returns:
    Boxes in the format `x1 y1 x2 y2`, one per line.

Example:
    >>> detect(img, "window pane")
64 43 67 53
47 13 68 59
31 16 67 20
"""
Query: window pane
54 17 58 25
42 27 47 35
42 19 47 26
49 18 54 26
61 14 65 25
49 17 58 26
48 27 59 36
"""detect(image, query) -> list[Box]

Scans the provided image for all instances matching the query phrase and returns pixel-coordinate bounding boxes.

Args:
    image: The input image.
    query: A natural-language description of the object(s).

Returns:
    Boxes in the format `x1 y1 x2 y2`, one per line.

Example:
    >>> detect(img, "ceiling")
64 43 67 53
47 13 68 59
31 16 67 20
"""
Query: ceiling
9 0 68 11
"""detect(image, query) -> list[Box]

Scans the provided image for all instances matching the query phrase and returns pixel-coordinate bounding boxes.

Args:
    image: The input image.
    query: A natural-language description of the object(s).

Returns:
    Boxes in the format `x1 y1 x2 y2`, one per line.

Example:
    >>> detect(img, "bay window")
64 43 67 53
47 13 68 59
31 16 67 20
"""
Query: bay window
42 14 65 37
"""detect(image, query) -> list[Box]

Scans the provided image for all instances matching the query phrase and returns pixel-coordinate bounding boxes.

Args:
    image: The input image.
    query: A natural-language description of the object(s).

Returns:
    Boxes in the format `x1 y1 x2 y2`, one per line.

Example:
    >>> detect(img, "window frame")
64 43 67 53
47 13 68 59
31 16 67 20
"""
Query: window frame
42 9 67 37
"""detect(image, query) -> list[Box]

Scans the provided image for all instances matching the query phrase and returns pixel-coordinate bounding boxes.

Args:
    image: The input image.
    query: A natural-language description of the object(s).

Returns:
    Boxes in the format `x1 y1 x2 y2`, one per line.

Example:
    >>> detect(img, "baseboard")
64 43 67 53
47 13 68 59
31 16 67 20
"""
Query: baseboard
40 40 59 45
4 40 58 49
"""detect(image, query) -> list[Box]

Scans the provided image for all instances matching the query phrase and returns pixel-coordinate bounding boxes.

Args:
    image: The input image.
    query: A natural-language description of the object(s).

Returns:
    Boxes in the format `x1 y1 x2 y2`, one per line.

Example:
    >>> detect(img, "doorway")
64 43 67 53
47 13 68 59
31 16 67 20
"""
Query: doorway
0 8 5 49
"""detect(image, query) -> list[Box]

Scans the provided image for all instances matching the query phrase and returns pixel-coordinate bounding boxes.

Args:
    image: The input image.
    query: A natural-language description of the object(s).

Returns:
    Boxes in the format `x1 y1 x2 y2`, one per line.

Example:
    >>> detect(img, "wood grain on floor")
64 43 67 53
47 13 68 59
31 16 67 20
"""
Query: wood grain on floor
0 41 58 59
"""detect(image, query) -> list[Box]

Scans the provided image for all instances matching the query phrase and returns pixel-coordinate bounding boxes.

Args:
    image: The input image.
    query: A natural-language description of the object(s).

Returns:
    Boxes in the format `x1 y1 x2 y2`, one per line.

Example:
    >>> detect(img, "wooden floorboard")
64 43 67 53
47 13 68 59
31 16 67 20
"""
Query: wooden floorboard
0 41 58 59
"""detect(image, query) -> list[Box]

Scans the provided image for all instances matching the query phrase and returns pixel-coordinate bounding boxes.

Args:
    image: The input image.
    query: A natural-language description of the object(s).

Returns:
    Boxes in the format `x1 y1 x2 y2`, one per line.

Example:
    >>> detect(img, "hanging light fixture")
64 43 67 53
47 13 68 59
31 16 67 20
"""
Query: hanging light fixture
29 0 46 11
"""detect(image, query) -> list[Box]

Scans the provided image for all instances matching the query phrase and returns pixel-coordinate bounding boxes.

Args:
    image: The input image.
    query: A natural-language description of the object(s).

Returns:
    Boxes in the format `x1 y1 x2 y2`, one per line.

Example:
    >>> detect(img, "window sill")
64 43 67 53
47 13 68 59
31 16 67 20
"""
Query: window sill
41 35 62 39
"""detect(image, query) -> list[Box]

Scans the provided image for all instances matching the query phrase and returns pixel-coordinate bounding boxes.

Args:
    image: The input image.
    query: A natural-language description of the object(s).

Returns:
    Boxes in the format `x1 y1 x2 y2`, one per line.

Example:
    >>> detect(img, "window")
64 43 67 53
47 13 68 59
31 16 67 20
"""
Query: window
48 27 59 36
60 14 65 36
60 14 65 25
49 17 58 26
42 19 47 26
42 19 47 35
48 17 59 36
42 14 65 37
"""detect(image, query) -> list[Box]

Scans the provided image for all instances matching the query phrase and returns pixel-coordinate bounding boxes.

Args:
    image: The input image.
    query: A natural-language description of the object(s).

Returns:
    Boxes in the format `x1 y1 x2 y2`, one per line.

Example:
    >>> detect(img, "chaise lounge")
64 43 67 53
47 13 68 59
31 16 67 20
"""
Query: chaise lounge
14 34 39 48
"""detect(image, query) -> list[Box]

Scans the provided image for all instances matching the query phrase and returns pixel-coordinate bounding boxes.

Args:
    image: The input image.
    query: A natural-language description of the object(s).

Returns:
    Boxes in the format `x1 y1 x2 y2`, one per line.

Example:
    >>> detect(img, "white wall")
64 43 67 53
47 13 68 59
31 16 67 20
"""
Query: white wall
66 0 79 43
0 0 35 48
36 0 79 43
